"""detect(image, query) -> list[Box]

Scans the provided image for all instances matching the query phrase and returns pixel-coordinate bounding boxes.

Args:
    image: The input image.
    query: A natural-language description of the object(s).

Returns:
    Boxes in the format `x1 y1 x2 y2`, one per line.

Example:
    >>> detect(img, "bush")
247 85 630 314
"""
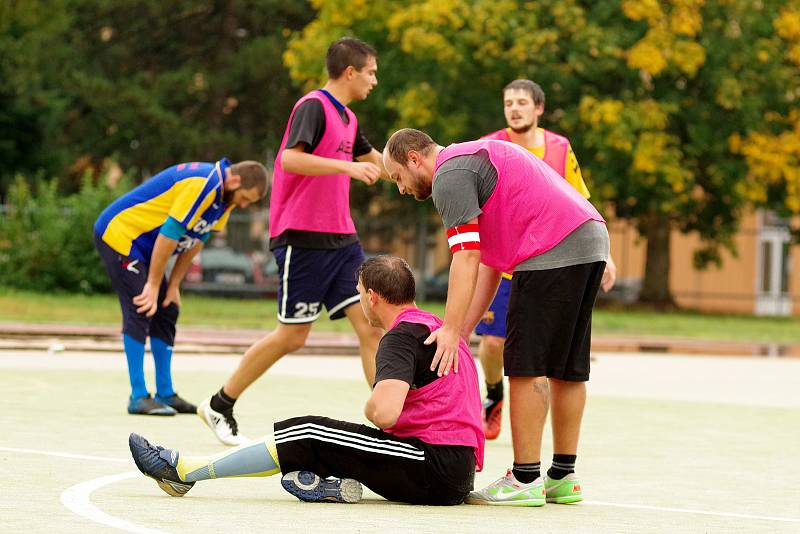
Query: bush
0 173 131 293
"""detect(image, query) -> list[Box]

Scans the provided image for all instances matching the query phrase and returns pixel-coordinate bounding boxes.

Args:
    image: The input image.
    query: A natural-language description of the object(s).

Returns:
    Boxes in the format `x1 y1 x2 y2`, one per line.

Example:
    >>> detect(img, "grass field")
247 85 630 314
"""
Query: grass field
2 287 800 342
2 348 799 533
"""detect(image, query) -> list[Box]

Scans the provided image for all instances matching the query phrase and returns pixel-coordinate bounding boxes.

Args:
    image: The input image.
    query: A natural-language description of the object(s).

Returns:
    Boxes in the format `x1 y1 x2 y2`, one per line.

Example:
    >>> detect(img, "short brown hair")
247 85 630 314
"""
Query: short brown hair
385 128 436 166
356 255 415 305
504 79 545 107
326 37 377 79
230 160 269 198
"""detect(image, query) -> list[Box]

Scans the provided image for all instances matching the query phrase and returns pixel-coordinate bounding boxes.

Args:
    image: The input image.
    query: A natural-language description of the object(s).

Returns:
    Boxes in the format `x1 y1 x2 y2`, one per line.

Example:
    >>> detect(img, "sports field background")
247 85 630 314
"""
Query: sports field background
2 347 799 533
2 288 800 343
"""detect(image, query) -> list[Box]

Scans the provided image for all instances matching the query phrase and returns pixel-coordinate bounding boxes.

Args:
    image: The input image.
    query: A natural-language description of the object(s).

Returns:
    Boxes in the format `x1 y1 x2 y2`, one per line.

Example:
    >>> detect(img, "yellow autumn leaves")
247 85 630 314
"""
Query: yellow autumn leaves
732 112 800 211
623 0 706 76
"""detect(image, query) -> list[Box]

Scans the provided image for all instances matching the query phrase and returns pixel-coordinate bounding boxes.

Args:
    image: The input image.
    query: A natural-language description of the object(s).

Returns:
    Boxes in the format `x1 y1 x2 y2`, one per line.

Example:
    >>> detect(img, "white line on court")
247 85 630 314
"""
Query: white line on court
61 471 170 534
3 446 799 527
0 446 130 463
584 500 800 523
0 447 168 533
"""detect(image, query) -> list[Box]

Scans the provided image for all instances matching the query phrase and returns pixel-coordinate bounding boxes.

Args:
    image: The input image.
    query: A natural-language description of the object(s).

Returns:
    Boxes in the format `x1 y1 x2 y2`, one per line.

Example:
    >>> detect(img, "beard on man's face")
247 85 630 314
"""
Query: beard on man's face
222 186 237 205
509 121 535 134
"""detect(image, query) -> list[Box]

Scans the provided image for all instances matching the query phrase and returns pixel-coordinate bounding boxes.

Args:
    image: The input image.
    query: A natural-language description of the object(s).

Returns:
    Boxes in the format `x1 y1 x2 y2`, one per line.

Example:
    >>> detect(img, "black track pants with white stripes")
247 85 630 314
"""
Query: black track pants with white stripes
274 415 470 505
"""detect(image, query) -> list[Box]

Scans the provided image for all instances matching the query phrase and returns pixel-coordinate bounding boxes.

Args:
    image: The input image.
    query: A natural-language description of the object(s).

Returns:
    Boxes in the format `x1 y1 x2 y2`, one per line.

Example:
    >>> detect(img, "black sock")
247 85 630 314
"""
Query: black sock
210 388 236 413
547 454 577 480
512 462 540 484
486 380 504 403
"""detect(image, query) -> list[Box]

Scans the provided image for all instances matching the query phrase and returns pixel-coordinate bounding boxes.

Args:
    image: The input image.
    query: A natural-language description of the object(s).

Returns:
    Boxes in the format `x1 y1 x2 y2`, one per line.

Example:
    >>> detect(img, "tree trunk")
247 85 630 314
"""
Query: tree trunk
208 0 239 131
415 209 429 301
638 214 676 308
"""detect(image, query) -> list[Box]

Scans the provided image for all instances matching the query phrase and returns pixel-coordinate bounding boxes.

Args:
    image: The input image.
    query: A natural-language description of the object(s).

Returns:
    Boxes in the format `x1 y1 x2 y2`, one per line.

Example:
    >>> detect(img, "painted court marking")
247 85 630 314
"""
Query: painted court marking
61 471 170 534
2 446 799 529
584 500 800 524
0 446 169 534
0 446 130 464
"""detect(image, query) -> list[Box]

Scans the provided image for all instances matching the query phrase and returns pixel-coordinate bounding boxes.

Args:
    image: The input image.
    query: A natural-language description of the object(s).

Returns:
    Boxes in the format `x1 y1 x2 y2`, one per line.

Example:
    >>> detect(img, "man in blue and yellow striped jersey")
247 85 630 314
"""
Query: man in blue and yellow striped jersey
94 158 268 416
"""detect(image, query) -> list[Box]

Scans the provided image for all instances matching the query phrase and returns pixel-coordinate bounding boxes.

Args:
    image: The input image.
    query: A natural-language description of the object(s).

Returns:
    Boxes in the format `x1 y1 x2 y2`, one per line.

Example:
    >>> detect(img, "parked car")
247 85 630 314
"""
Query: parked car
183 246 279 297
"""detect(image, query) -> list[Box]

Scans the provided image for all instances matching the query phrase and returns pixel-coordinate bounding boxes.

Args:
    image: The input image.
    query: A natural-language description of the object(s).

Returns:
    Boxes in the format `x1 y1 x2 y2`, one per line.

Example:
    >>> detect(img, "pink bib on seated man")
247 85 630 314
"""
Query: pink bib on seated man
482 128 569 178
269 90 358 238
384 308 485 471
435 139 605 273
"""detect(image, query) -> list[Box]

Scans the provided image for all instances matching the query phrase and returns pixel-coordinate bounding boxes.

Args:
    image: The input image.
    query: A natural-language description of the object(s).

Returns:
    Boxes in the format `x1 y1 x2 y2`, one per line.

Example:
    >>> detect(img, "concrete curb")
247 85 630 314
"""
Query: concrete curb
0 322 798 357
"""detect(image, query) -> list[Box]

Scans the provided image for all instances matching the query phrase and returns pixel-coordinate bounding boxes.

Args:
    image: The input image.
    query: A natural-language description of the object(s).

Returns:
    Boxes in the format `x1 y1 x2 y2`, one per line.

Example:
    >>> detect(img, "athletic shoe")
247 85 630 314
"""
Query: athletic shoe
545 473 583 504
482 398 503 440
465 469 545 506
128 433 194 497
281 471 362 503
128 395 176 416
196 396 250 446
155 393 197 414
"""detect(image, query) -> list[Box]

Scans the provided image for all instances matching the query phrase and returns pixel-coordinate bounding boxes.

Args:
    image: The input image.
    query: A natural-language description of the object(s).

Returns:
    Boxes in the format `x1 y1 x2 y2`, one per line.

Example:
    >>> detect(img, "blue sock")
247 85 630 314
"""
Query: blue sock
123 334 148 399
151 337 175 398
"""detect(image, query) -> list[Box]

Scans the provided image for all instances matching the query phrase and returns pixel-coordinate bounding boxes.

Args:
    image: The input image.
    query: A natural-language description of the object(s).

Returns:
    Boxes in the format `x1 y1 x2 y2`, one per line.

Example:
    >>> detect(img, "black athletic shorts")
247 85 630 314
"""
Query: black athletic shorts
504 261 605 381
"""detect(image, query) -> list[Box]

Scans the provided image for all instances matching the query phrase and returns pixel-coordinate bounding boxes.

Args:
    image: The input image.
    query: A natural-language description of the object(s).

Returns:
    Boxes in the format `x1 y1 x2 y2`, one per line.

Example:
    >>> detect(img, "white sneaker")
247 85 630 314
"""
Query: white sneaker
465 469 545 506
196 397 250 446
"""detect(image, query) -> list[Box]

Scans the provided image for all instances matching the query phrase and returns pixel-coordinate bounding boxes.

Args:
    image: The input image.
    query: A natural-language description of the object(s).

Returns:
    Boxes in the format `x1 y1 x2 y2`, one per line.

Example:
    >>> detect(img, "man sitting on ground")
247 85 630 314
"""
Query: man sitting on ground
129 255 484 505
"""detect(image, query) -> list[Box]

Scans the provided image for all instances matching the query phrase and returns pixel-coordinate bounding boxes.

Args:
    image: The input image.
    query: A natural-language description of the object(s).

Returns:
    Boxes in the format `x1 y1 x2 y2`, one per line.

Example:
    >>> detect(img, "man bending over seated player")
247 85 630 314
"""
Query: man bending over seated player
130 255 485 505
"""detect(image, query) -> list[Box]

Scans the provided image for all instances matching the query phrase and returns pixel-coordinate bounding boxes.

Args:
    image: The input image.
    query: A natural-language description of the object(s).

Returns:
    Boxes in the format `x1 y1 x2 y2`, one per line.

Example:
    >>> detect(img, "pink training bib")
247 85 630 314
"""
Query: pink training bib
435 140 604 272
270 90 358 237
481 128 569 178
384 308 485 471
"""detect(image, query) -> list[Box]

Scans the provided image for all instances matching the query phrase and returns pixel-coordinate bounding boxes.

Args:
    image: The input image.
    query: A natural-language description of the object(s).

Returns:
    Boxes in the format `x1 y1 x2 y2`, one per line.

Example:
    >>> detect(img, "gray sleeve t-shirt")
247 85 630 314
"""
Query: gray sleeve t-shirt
431 150 608 270
431 151 497 229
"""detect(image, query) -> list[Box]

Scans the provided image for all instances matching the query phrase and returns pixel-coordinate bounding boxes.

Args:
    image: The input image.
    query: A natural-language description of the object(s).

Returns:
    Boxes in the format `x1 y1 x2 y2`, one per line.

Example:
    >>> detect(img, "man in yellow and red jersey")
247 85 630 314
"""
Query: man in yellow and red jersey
477 80 616 445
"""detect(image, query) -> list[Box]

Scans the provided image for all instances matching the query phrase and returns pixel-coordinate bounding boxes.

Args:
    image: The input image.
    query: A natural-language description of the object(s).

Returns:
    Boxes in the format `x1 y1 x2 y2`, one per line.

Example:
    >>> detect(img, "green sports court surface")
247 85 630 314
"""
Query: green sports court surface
2 348 799 533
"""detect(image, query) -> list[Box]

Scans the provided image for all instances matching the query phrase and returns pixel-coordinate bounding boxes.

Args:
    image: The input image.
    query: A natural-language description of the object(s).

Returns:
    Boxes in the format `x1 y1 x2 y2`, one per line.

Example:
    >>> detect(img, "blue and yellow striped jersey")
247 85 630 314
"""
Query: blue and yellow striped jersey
94 158 234 262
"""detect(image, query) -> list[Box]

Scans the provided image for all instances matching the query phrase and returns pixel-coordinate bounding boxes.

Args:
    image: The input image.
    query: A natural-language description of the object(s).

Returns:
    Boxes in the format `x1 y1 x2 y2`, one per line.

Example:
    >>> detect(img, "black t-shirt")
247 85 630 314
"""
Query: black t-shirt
270 97 373 251
374 321 476 494
374 322 440 389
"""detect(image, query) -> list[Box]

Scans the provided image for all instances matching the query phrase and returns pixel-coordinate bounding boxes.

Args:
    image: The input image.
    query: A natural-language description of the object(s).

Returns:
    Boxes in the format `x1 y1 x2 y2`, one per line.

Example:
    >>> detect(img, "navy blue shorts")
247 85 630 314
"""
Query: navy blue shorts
475 276 512 338
272 242 365 324
94 233 179 344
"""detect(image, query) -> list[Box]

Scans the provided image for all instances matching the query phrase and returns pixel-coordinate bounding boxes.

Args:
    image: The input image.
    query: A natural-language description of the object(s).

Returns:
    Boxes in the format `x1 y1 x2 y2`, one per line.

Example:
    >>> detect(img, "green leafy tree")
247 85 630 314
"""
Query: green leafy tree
1 0 314 195
60 0 314 181
0 173 131 292
0 0 73 197
285 0 800 306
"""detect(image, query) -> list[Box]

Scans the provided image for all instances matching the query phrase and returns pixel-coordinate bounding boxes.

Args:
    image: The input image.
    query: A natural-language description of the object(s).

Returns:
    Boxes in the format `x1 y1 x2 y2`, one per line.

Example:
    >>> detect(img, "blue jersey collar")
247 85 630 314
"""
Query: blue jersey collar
318 89 346 113
216 157 232 183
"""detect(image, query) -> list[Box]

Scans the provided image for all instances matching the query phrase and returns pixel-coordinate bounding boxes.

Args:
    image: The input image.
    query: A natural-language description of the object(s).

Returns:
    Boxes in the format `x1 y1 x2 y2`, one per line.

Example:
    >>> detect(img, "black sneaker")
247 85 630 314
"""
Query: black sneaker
128 433 194 497
128 395 177 416
155 394 197 414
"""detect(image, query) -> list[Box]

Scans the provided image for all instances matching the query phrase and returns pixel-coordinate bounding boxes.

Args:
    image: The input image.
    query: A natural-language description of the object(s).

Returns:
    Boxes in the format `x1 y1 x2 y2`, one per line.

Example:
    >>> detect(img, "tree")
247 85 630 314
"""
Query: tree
285 0 800 306
60 0 314 182
0 0 73 197
0 1 315 195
